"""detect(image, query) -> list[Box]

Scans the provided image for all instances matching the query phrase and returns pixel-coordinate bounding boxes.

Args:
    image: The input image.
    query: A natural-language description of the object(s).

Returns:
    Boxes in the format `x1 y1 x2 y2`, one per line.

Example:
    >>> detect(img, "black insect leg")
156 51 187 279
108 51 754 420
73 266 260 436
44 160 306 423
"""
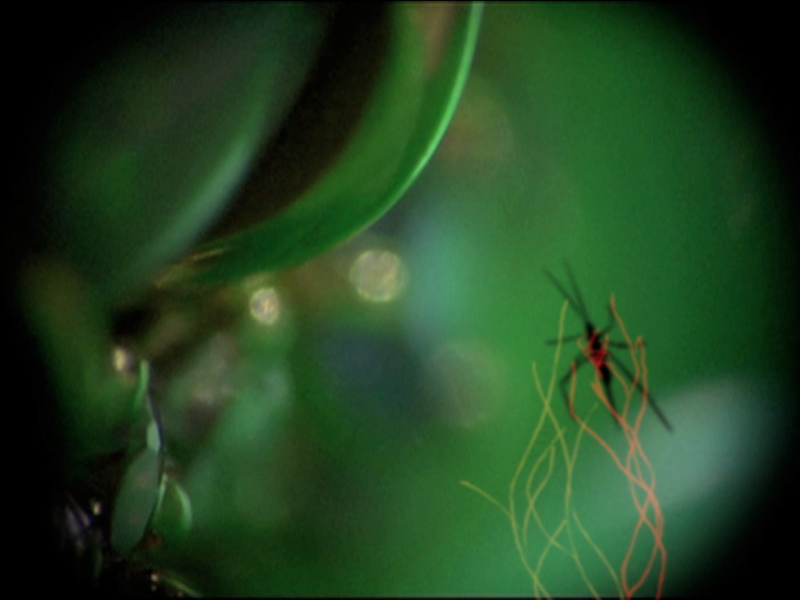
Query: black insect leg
598 363 621 426
544 333 584 345
609 356 673 432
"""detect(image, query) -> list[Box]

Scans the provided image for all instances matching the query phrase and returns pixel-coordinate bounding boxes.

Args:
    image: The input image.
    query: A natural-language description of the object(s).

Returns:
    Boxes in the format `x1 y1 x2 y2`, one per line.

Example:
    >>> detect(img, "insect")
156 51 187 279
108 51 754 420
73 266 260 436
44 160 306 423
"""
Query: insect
543 264 672 432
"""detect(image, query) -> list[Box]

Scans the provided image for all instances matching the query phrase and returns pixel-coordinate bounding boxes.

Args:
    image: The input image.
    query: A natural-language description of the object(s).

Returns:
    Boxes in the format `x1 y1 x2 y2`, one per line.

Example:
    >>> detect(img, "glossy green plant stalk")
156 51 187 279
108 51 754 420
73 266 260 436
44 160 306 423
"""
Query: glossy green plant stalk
172 2 484 286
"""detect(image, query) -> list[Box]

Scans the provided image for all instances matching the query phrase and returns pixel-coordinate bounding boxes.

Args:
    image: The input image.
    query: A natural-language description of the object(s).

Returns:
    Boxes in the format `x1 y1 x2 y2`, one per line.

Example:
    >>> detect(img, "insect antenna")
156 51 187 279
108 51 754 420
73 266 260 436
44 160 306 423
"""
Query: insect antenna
543 268 588 325
563 261 593 326
543 264 597 344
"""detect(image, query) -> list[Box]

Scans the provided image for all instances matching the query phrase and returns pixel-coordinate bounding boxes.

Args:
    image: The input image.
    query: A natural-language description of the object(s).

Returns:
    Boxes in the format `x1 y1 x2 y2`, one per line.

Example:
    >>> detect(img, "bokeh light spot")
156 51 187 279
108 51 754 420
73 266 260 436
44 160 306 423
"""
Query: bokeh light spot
112 345 137 378
349 249 407 303
249 286 281 325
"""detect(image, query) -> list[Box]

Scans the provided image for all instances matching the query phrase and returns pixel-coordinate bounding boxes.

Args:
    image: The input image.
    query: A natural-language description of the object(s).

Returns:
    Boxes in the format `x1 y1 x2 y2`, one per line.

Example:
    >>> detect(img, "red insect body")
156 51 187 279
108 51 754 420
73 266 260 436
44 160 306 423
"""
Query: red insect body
586 329 610 379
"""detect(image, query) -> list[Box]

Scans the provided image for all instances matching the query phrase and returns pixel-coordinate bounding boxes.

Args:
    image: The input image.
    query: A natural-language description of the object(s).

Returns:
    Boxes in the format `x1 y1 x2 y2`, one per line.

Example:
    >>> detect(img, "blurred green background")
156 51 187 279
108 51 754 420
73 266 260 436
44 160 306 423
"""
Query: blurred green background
15 2 796 597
